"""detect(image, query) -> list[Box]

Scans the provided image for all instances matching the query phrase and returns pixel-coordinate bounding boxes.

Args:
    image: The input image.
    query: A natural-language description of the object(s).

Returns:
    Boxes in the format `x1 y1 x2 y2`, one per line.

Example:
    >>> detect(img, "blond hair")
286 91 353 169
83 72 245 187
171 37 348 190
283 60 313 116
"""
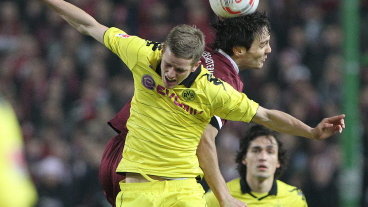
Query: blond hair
164 24 205 65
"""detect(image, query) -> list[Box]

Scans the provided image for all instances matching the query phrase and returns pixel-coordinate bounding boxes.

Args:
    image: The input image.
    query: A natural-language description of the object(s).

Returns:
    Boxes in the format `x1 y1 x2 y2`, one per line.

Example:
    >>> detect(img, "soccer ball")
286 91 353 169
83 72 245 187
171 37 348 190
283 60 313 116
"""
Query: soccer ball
209 0 259 18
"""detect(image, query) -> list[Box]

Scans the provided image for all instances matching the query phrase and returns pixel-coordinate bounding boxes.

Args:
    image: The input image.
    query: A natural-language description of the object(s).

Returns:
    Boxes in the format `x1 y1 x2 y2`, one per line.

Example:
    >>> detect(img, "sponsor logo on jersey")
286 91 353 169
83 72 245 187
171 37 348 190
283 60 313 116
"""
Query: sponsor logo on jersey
115 33 131 38
141 75 202 115
142 75 156 90
156 85 203 115
141 82 202 115
182 89 196 101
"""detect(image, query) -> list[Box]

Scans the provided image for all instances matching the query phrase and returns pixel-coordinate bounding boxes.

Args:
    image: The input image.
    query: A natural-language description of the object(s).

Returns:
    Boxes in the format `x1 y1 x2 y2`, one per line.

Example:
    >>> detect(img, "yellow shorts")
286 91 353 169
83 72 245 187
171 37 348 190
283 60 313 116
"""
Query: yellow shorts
116 178 206 207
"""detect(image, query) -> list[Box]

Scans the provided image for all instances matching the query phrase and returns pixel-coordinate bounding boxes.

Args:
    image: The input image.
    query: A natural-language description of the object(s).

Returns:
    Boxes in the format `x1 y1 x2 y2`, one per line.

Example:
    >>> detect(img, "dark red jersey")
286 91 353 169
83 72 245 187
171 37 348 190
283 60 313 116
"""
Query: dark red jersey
201 46 243 92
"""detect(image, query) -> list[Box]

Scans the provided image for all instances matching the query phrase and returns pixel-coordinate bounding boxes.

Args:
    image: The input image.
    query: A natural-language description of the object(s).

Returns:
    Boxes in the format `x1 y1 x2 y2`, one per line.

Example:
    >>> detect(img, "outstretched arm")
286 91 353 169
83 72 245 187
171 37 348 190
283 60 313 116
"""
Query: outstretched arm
197 125 247 207
41 0 108 43
252 106 345 139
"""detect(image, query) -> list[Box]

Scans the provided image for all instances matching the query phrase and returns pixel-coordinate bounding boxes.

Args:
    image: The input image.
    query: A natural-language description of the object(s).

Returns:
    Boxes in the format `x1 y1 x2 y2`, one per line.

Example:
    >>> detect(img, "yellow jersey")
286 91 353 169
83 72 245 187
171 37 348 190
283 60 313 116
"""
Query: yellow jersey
205 178 308 207
0 97 37 207
104 27 259 178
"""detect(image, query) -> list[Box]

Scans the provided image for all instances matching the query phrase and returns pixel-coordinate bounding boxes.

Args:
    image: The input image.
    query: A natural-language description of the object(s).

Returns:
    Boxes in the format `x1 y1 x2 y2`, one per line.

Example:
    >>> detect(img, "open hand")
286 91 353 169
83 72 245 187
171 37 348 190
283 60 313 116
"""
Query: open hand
312 114 345 140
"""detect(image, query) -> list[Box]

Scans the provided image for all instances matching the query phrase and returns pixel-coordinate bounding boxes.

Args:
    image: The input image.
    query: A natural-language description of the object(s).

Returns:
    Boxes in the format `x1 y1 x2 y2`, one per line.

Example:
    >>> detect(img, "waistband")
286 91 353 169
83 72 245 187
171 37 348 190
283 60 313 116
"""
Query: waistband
120 176 202 192
126 172 199 183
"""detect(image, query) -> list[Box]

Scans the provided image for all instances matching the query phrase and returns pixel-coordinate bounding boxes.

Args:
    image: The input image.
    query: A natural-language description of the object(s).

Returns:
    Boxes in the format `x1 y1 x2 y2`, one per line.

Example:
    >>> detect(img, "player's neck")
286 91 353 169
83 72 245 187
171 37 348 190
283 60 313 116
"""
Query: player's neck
246 175 274 194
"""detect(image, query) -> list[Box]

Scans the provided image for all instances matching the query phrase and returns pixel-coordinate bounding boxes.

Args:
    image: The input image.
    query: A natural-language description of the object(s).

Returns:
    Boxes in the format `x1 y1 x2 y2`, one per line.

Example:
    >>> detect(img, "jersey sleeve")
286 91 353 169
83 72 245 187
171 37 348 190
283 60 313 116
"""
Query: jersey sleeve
203 73 259 122
293 189 308 207
103 27 148 70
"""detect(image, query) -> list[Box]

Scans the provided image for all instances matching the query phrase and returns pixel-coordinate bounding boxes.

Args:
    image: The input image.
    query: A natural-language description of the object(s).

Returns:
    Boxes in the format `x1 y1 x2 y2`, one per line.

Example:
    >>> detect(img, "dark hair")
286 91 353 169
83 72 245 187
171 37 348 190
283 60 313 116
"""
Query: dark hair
236 124 288 179
164 24 205 65
212 11 270 55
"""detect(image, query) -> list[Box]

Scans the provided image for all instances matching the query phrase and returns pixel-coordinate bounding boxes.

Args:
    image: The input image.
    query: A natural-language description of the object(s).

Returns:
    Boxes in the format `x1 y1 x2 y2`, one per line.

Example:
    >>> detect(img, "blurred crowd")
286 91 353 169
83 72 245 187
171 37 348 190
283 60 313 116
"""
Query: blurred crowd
0 0 367 207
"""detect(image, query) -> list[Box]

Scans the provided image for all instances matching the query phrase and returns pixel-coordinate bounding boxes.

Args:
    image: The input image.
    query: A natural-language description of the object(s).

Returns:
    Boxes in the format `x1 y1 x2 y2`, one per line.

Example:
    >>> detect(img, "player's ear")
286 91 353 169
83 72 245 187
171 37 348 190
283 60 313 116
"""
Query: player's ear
241 158 247 166
160 44 166 59
232 46 246 57
191 60 201 72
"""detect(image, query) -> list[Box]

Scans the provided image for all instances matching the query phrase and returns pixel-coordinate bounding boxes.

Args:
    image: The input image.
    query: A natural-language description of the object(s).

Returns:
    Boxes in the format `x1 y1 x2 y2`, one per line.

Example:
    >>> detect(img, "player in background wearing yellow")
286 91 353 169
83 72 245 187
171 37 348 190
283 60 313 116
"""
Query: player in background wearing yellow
0 95 37 207
40 0 345 206
205 125 308 207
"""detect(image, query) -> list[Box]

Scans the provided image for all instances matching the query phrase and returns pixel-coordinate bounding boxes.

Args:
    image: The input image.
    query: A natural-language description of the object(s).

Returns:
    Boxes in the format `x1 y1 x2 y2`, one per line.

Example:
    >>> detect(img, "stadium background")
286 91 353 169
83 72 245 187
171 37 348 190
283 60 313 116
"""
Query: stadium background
0 0 367 206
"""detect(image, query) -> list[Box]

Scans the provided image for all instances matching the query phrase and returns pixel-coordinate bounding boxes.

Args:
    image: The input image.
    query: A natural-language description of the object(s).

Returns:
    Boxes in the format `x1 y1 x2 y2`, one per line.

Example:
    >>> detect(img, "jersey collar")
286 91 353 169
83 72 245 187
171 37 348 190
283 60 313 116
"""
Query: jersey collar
218 49 239 74
179 66 202 88
155 61 202 88
240 177 278 200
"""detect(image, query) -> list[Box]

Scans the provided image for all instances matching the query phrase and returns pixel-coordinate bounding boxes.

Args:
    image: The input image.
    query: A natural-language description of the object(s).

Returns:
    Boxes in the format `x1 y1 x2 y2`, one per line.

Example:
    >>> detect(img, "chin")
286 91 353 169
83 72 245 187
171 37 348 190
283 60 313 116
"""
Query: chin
248 63 263 70
255 172 271 178
250 65 262 70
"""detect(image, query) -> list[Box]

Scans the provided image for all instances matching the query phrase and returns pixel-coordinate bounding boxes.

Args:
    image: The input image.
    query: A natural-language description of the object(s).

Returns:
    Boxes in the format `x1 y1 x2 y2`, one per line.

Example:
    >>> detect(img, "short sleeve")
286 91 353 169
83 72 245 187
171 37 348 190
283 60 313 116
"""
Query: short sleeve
294 189 308 207
103 27 147 69
203 73 259 122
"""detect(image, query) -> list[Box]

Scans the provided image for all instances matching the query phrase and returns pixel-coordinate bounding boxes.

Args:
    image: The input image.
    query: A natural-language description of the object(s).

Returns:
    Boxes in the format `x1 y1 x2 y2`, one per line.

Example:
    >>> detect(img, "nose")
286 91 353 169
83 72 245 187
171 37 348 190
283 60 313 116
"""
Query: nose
258 151 268 160
265 43 272 54
166 68 176 79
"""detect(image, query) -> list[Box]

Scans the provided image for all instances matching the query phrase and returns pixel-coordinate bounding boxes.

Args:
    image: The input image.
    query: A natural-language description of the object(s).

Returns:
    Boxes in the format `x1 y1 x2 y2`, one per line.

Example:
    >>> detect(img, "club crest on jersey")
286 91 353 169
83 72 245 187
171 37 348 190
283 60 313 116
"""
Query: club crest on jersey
182 89 196 101
115 33 131 38
142 75 155 90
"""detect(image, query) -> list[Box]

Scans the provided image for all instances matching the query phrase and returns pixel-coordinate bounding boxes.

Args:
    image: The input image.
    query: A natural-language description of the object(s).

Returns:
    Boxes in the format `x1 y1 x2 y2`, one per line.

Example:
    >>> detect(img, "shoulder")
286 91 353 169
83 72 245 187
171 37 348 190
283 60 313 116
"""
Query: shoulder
197 67 226 87
104 27 162 53
276 180 307 204
227 178 242 193
103 27 136 44
204 179 242 207
0 96 10 110
277 180 303 194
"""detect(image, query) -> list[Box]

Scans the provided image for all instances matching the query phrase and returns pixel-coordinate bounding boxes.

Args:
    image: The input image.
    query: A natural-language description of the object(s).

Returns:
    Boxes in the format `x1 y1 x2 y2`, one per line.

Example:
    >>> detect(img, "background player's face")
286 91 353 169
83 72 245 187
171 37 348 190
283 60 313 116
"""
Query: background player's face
161 47 200 88
238 28 271 70
242 135 280 180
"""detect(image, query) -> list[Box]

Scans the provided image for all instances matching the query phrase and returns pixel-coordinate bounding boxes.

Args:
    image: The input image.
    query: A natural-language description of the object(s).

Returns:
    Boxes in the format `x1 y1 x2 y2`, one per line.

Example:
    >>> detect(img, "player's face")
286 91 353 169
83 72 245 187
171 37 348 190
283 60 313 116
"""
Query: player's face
238 28 271 69
161 47 200 88
242 135 280 181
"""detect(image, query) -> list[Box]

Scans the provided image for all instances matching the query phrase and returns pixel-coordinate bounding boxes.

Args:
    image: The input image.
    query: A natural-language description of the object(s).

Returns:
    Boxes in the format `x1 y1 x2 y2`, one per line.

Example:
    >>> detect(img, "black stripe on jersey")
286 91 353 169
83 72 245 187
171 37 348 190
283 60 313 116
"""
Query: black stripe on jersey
240 177 278 197
155 61 161 75
153 62 201 88
180 66 202 88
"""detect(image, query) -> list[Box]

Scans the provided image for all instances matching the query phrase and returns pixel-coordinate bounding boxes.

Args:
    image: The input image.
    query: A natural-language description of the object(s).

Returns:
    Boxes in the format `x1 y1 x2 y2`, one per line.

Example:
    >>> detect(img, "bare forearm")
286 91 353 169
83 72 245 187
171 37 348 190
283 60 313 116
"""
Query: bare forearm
252 107 313 138
41 0 107 42
252 106 345 140
197 125 233 205
42 0 95 31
